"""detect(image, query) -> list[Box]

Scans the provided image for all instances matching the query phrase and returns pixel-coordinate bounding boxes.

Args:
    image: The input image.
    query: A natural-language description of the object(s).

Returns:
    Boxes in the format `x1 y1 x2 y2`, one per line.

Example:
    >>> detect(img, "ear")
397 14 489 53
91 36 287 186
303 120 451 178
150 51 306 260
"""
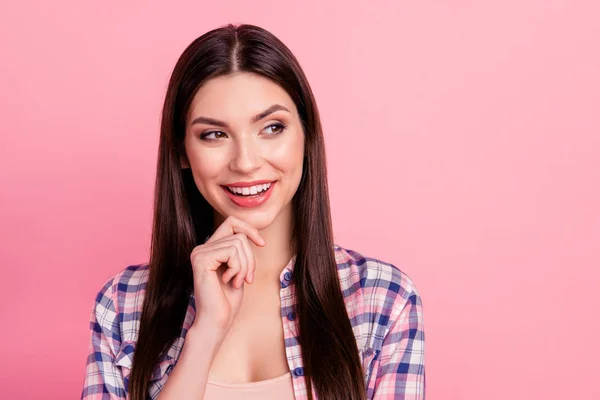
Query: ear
180 156 190 169
178 139 190 168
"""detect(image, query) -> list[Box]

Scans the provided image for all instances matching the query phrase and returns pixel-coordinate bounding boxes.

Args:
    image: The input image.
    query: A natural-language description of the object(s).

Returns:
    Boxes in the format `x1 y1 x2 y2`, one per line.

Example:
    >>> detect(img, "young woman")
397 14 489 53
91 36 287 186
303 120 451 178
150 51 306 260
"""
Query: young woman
81 23 425 400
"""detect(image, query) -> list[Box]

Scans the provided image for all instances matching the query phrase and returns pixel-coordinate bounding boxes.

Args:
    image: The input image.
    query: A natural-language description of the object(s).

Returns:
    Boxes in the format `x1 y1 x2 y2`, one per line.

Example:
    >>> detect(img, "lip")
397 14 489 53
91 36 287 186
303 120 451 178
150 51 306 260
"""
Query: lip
221 181 276 208
224 180 274 188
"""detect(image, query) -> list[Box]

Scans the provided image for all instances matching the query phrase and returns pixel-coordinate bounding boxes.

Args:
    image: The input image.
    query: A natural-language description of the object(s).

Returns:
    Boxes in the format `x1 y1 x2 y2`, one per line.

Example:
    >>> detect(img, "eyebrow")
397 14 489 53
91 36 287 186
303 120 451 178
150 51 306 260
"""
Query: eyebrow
190 104 291 128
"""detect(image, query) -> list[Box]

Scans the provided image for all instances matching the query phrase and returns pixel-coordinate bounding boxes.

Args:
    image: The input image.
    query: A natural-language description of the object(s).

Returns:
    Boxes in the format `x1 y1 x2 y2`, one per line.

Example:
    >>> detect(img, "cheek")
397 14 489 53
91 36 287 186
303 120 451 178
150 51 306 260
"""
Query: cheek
188 148 227 177
268 133 305 173
187 152 228 197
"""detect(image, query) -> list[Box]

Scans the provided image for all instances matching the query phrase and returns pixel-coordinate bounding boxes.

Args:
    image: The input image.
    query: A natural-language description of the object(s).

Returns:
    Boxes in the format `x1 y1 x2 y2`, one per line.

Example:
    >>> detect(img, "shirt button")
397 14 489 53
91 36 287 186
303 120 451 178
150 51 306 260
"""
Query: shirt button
287 312 296 321
284 271 292 281
281 280 288 289
293 367 304 377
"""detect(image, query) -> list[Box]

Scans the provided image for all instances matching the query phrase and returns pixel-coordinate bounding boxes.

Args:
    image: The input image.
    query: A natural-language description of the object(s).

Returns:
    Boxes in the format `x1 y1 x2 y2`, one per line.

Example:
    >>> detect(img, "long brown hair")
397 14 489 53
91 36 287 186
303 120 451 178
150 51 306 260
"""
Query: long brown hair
129 23 366 400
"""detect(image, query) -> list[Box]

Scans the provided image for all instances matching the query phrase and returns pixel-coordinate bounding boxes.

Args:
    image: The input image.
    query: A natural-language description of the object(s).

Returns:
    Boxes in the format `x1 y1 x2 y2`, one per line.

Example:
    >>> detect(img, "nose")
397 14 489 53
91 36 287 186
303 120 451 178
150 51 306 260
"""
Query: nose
229 135 262 174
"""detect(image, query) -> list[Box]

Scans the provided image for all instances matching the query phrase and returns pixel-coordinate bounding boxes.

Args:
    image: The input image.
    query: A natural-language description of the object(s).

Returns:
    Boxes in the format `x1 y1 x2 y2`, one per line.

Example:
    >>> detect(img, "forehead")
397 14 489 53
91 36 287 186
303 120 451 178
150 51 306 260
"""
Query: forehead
187 72 296 121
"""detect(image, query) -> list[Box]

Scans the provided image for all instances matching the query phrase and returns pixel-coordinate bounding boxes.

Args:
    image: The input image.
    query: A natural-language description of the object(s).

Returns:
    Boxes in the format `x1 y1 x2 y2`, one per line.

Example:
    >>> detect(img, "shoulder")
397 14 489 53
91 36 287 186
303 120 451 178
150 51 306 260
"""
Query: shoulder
91 264 150 343
93 264 150 309
333 244 423 349
334 244 419 301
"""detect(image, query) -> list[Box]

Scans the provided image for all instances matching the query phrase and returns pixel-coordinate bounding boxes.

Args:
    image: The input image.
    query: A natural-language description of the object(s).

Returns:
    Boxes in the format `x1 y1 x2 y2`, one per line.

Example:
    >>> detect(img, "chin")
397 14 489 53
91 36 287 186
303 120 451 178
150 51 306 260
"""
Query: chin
232 210 277 231
213 204 278 231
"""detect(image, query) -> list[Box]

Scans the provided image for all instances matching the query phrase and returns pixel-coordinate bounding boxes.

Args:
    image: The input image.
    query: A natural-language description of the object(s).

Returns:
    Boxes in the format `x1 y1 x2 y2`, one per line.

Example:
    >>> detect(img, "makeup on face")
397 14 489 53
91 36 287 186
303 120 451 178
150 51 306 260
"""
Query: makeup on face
221 180 277 208
184 73 305 230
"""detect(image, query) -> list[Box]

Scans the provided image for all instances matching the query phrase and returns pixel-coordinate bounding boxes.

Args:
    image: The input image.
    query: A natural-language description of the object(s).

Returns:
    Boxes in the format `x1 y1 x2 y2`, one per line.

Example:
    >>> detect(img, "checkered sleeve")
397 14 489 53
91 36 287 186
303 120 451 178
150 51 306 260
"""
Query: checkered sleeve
81 277 127 399
372 288 426 399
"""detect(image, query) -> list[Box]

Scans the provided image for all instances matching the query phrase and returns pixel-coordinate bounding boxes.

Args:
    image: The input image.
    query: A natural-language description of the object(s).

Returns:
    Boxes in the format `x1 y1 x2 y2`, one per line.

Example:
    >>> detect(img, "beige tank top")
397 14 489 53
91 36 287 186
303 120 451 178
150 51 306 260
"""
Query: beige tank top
203 371 296 399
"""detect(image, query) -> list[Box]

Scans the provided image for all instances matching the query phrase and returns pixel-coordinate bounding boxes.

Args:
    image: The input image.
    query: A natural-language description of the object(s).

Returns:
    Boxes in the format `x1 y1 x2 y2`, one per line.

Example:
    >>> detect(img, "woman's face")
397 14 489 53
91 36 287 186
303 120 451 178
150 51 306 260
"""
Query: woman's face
183 72 305 230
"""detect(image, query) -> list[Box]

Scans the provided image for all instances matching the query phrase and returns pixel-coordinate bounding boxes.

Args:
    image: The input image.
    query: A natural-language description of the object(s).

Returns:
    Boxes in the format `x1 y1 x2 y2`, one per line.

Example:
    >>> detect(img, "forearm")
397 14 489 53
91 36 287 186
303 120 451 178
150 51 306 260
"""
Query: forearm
156 324 224 400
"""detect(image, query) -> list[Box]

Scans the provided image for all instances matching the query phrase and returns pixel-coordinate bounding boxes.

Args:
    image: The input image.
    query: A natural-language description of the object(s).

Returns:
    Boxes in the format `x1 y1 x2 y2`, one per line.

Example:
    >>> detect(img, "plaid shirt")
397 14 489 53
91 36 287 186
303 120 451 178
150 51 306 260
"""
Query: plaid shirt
81 244 426 399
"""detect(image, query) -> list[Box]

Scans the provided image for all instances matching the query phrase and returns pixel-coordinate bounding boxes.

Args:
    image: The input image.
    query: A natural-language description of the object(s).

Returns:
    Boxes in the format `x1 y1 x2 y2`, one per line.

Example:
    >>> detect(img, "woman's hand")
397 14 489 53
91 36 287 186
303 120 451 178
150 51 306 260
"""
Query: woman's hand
189 215 266 334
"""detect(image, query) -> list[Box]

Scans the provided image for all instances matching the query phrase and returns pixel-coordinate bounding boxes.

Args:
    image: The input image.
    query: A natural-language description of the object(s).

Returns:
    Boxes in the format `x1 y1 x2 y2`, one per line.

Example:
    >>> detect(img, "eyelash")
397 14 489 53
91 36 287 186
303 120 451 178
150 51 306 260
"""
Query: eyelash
199 122 287 141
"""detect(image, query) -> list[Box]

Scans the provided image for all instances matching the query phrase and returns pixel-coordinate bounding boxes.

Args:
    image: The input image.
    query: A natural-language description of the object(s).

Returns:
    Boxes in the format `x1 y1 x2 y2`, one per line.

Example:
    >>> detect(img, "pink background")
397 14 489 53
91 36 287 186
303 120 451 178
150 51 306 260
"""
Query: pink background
1 1 598 399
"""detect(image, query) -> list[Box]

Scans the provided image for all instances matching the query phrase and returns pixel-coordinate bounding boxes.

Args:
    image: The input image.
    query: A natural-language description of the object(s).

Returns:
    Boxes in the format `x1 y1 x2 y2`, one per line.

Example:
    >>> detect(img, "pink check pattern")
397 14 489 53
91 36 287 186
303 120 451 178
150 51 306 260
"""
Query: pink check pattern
81 244 425 399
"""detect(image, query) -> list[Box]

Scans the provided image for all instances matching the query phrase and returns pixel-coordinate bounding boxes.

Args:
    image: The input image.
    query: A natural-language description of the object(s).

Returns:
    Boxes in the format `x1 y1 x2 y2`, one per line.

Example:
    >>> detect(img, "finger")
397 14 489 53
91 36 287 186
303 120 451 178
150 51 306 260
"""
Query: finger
228 236 249 288
207 216 266 247
220 245 244 286
199 236 252 287
229 233 254 285
233 233 255 284
194 245 240 277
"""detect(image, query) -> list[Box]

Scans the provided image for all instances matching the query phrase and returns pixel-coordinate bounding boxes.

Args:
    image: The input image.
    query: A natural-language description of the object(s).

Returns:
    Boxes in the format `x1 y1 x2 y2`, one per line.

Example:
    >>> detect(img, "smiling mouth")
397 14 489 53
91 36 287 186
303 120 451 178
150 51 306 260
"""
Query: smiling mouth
223 182 273 197
220 181 276 208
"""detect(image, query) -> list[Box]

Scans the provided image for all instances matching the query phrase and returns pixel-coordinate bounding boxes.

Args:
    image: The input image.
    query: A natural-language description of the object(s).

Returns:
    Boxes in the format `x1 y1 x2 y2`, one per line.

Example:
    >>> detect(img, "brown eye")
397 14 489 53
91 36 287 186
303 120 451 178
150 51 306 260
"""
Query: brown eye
263 123 286 136
200 131 227 140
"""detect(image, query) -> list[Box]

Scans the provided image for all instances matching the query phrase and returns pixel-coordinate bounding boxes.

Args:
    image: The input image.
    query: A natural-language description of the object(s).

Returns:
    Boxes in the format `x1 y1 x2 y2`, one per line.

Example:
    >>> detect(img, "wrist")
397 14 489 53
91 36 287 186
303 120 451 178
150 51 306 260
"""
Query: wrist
187 322 226 349
179 328 223 368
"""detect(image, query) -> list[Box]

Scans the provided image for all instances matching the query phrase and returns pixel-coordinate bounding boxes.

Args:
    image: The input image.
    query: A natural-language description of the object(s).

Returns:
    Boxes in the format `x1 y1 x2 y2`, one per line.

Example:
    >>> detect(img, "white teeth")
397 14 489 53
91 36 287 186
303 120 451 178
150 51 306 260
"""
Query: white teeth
227 182 272 196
